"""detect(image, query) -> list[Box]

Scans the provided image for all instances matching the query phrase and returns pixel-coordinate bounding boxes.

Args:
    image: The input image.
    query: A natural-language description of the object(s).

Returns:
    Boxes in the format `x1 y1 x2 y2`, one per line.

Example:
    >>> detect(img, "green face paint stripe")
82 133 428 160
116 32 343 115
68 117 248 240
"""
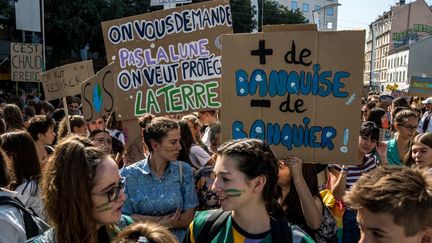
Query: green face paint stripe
224 188 245 197
97 205 113 212
95 201 111 209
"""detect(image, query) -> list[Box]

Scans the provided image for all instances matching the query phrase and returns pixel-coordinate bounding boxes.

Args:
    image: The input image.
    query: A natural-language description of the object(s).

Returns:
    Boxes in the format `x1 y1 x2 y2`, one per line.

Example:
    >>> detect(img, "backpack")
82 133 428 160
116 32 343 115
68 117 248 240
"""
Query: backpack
194 166 220 210
0 196 50 240
194 209 293 243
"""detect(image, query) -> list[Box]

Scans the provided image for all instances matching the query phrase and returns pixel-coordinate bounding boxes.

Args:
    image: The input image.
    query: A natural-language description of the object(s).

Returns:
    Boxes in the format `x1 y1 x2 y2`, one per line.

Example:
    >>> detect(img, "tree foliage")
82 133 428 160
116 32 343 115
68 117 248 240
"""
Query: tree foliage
43 0 307 67
44 0 153 67
0 0 13 18
258 0 308 31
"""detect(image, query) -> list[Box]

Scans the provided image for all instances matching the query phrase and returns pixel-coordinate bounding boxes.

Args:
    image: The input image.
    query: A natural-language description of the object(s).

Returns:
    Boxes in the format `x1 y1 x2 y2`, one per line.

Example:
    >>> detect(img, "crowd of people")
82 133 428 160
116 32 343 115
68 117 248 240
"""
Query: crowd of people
0 89 431 243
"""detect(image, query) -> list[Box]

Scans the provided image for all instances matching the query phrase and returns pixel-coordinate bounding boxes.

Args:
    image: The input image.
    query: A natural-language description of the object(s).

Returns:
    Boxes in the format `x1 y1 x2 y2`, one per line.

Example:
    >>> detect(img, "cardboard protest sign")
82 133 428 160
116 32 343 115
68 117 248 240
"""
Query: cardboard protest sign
101 0 232 120
221 28 365 164
150 0 191 6
123 119 143 149
40 60 94 101
81 63 116 123
10 42 43 82
408 76 432 97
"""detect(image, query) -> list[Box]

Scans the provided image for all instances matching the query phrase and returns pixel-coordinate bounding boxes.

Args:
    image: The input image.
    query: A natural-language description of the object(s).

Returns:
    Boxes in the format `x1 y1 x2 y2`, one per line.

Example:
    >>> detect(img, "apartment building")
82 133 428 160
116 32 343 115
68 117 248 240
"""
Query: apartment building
364 0 432 91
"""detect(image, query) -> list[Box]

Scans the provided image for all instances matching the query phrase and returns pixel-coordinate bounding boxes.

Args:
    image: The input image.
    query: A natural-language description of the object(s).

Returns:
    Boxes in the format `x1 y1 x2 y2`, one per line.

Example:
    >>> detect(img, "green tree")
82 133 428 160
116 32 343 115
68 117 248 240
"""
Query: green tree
229 0 255 33
44 0 152 67
224 0 308 33
43 0 306 67
0 0 13 18
258 0 308 31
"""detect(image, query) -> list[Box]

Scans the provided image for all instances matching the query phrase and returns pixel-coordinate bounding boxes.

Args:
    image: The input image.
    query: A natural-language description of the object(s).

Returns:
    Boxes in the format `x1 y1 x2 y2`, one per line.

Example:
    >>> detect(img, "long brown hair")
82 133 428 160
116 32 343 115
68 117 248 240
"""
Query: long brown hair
0 131 41 195
42 135 104 243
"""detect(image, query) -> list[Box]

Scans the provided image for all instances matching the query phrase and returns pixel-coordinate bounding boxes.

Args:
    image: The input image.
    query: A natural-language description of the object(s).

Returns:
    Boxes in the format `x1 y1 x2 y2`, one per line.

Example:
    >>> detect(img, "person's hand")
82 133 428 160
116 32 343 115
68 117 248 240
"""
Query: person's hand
211 153 218 162
376 141 388 158
159 209 181 229
282 155 303 181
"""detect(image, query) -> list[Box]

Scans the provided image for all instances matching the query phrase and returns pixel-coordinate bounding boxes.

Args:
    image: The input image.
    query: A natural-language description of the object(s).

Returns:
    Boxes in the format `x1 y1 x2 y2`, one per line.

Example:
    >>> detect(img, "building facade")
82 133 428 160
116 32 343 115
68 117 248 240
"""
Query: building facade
364 0 432 91
280 0 339 30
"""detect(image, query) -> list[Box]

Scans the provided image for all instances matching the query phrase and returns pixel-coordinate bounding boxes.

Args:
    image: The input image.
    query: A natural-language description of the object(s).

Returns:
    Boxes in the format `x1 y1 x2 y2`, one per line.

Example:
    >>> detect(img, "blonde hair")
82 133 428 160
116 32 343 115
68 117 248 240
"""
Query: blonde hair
113 222 177 243
344 166 432 236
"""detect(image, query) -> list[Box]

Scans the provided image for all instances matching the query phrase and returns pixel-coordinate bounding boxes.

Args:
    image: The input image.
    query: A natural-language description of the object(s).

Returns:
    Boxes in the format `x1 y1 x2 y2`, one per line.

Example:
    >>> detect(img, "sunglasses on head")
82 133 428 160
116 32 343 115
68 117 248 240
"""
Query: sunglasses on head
91 177 125 202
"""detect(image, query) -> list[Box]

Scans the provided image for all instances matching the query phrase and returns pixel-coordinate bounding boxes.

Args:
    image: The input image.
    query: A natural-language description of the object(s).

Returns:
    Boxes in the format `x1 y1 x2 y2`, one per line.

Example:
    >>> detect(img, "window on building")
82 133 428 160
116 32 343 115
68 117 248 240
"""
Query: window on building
302 3 309 12
326 21 333 30
404 55 407 65
315 5 321 10
326 7 334 16
390 73 392 82
402 71 405 81
291 1 298 10
388 60 390 68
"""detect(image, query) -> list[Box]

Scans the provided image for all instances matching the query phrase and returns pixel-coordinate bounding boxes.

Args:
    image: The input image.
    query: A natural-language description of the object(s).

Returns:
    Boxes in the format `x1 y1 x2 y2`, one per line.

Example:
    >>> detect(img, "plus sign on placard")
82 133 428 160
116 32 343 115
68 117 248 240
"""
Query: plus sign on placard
250 40 273 65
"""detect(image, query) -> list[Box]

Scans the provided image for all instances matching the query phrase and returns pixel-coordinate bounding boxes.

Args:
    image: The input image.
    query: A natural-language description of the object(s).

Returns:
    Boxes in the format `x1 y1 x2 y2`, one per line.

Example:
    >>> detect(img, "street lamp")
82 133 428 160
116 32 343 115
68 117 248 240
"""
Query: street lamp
312 2 341 31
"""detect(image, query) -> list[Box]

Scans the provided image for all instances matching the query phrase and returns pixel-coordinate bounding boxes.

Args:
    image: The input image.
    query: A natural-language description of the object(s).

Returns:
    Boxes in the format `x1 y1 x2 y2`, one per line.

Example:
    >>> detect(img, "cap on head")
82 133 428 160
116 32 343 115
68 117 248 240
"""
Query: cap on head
421 97 432 105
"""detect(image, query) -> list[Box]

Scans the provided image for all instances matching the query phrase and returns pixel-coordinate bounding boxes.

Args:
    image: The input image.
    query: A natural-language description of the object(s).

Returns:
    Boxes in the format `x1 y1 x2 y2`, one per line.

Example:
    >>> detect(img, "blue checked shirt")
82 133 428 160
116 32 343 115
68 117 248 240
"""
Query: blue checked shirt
120 159 198 241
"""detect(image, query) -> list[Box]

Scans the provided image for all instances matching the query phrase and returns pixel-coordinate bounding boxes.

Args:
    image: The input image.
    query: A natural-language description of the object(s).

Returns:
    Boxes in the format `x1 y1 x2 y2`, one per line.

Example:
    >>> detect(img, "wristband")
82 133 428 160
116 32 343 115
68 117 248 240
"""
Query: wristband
341 167 348 174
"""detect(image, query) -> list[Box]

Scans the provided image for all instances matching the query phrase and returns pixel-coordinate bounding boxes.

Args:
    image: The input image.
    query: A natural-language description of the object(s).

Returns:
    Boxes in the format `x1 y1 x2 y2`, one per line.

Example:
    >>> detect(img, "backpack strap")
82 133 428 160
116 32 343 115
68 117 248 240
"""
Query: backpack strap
0 196 41 239
270 216 292 243
195 209 231 243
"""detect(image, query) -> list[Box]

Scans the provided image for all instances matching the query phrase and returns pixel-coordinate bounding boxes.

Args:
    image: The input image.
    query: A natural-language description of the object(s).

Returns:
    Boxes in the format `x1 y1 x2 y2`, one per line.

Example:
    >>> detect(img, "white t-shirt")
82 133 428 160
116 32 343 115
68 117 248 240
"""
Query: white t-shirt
201 126 211 149
109 129 126 145
189 144 211 168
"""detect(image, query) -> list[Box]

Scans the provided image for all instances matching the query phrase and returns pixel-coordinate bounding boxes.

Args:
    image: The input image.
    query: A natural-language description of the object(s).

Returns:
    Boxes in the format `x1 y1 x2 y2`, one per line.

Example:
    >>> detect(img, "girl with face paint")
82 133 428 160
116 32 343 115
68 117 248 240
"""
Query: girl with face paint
33 135 131 243
185 139 314 243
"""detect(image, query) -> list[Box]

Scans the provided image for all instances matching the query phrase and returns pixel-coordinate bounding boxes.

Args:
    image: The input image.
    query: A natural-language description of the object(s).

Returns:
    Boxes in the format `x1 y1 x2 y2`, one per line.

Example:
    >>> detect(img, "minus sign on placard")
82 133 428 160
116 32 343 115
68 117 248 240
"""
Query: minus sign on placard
250 100 271 108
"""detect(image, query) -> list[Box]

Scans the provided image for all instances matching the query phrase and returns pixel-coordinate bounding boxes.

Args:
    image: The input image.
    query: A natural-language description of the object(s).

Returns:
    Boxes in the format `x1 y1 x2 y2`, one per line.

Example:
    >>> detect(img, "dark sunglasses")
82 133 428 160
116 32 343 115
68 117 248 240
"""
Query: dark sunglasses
91 178 125 202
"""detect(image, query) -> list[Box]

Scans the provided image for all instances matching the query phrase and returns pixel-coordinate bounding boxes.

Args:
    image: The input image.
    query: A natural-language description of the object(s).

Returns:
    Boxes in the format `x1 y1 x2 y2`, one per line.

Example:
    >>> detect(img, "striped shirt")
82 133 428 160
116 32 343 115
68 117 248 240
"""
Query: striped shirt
330 153 380 189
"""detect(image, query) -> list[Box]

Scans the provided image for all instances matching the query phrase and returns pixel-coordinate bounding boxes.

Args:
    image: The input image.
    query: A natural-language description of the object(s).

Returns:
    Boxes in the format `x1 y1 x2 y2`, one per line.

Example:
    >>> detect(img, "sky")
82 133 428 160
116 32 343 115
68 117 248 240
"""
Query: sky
337 0 432 30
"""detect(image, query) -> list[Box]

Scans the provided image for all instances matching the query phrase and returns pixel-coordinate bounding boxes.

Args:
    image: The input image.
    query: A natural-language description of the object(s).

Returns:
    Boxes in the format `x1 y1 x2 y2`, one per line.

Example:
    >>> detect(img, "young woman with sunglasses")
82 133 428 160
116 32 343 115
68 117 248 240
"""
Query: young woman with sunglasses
32 135 131 243
386 109 418 166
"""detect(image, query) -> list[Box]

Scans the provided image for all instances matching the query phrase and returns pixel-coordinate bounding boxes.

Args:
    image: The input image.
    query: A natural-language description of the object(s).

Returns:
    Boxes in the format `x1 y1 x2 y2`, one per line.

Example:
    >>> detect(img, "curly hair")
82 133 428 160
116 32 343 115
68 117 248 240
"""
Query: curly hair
42 135 106 243
27 115 55 141
217 138 283 216
344 166 432 237
113 222 177 243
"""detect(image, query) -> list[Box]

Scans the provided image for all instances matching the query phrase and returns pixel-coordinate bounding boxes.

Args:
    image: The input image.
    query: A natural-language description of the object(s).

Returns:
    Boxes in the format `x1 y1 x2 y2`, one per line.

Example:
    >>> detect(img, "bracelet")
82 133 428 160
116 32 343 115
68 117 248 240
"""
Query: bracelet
341 168 348 174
